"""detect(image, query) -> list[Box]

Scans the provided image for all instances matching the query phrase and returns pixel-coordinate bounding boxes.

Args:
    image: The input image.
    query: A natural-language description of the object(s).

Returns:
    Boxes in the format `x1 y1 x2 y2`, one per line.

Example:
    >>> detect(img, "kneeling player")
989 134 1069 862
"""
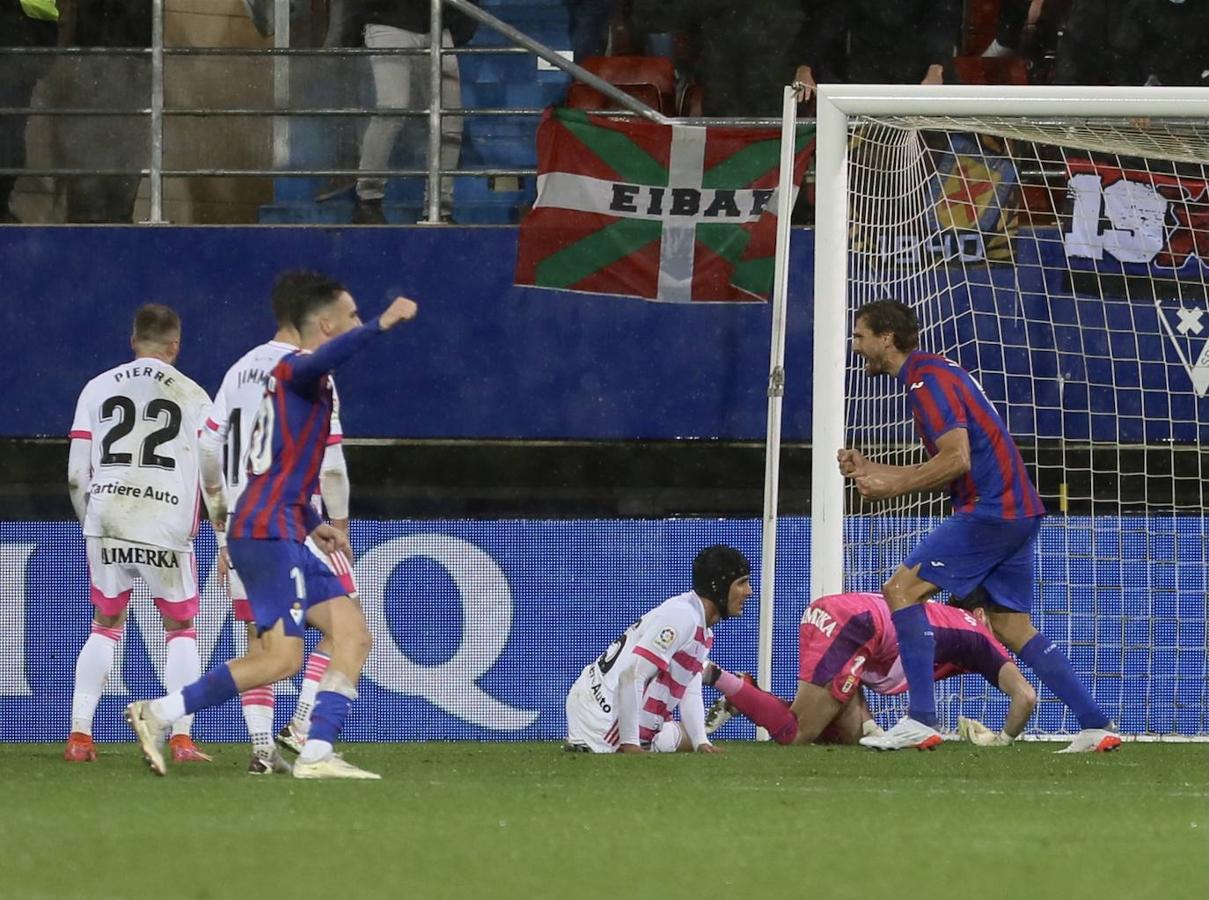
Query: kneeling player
564 545 751 753
704 592 1036 748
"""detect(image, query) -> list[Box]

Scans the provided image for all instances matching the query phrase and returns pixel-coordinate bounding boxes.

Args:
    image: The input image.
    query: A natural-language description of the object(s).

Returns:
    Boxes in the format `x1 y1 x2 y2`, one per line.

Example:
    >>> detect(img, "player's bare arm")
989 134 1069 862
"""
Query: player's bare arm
849 429 971 501
377 296 419 330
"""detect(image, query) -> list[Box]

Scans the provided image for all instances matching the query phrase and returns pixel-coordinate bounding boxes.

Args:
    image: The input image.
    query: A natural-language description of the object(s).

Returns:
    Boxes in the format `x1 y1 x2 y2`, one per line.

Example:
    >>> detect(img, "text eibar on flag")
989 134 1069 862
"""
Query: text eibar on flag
515 108 815 303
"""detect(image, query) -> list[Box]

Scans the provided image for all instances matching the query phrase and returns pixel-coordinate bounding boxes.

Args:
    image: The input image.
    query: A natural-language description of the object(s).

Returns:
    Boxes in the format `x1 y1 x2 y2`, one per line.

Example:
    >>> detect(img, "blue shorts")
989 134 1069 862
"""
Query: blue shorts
227 538 350 638
904 513 1042 613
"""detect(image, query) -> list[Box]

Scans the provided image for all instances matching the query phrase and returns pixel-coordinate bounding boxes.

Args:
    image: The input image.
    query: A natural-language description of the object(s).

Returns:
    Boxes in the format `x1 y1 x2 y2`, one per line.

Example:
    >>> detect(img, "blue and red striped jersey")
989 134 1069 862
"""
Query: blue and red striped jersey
898 351 1044 520
230 322 381 541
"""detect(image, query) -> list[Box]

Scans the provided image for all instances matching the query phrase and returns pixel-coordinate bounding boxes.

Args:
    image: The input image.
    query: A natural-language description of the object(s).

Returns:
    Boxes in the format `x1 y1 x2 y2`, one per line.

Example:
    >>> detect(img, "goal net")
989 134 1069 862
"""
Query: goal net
810 85 1209 739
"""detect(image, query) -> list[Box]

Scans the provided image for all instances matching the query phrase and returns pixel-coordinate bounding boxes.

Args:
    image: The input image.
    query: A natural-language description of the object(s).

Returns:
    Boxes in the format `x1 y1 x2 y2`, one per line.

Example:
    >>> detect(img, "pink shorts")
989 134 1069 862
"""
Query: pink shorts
798 596 882 702
87 537 199 621
228 542 357 623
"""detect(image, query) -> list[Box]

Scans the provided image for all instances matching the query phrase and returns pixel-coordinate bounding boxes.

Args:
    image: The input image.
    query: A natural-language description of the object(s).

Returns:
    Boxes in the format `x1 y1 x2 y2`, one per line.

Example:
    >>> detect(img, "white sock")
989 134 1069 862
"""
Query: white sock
291 651 331 735
163 628 201 737
71 625 122 735
298 738 333 764
241 686 276 755
150 690 187 726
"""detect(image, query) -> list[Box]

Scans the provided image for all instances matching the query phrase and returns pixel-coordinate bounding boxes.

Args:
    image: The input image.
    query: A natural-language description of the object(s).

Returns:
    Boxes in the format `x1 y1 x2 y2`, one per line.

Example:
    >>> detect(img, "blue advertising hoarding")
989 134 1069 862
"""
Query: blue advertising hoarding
0 225 1205 442
1 517 1204 743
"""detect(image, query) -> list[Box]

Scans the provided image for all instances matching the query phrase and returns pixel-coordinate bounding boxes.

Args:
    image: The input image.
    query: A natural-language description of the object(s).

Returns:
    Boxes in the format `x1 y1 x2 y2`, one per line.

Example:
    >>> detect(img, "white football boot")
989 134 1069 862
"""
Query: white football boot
125 701 169 776
293 752 381 780
859 715 943 751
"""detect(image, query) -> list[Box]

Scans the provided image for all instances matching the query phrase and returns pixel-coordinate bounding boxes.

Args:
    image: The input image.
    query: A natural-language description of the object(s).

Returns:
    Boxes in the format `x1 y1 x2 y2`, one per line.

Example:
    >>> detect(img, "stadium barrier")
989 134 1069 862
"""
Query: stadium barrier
1 517 1204 742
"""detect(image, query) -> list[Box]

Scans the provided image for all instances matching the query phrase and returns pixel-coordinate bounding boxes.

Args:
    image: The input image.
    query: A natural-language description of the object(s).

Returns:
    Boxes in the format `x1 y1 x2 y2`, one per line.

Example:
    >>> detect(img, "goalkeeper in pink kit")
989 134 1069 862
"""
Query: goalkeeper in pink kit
704 590 1037 747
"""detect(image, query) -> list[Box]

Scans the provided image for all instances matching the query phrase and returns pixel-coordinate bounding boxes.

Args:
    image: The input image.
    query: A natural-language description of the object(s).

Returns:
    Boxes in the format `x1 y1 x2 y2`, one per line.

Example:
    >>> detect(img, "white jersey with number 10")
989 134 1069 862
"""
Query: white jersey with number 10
204 339 343 511
70 357 212 552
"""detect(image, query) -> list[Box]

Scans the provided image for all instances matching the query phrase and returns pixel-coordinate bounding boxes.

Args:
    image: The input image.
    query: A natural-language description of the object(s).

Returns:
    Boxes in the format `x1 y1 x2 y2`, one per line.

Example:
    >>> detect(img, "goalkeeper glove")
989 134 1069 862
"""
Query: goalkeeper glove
958 716 1014 747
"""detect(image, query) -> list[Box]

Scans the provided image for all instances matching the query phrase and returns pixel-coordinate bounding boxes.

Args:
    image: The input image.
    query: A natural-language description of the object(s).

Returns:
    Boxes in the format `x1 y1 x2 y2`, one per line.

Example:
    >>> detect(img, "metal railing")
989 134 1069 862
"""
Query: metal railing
1 0 787 225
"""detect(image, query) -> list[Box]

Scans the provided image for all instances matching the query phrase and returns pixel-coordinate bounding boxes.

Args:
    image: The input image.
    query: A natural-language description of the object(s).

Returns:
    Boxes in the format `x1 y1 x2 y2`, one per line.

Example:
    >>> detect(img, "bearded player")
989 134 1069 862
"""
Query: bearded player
840 300 1118 753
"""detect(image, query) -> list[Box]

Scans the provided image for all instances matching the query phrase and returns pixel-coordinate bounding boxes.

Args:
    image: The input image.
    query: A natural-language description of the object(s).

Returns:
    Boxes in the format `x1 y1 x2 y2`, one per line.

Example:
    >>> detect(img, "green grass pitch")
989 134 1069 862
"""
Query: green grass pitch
2 741 1205 900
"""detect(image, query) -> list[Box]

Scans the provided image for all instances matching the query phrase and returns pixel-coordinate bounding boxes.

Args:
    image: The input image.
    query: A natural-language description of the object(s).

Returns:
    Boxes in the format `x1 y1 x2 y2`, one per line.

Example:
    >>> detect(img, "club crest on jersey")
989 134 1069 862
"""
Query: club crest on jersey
653 627 677 650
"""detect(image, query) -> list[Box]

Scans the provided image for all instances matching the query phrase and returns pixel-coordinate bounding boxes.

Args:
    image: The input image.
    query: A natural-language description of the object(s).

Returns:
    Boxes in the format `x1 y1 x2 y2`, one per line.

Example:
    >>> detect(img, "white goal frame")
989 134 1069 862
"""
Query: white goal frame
810 83 1209 600
804 84 1209 740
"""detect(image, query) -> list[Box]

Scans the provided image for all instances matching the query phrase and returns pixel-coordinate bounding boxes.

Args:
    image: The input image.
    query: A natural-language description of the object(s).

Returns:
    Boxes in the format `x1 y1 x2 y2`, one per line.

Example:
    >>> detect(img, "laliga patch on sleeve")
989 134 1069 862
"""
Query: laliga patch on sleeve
653 627 677 650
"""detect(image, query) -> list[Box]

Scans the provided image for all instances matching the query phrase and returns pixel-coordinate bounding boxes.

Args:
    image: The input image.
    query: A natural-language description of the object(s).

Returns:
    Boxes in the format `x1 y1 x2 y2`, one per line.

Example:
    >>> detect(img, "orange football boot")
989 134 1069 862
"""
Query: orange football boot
169 734 213 763
64 731 97 762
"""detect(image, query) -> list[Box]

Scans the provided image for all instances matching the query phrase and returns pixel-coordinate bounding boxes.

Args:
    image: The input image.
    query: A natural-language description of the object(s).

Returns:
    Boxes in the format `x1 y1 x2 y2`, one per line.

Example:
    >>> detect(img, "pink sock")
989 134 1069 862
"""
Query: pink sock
728 683 800 745
715 670 745 696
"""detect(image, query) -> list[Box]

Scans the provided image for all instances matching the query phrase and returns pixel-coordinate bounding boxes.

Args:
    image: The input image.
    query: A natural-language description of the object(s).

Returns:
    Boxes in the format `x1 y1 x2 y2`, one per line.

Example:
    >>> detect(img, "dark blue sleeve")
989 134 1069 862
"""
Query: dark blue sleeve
283 320 382 387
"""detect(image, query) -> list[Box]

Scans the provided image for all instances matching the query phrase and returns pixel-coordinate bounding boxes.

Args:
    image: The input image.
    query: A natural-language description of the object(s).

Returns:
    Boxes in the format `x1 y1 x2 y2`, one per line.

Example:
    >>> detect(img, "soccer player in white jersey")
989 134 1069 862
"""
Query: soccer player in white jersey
64 305 227 764
200 280 356 775
564 545 752 753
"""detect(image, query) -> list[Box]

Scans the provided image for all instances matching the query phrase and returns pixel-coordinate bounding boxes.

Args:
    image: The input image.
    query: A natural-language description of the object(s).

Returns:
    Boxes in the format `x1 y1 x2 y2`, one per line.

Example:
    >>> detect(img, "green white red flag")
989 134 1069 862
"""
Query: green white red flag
515 108 815 302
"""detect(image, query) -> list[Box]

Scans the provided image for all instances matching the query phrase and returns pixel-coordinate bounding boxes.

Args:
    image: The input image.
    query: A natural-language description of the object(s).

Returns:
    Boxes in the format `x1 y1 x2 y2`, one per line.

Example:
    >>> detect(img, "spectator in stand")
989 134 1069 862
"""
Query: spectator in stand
793 0 962 97
983 0 1039 57
566 0 611 62
1109 0 1209 86
630 0 808 117
60 0 151 223
0 0 59 223
982 0 1071 84
1052 0 1121 85
350 0 479 224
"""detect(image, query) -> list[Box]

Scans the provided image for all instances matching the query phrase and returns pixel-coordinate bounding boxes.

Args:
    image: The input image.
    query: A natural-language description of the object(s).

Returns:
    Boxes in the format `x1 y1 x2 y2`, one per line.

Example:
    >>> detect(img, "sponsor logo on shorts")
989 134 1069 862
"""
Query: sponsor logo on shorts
100 545 180 569
929 559 947 568
289 603 304 626
801 605 837 638
840 674 857 695
653 626 677 650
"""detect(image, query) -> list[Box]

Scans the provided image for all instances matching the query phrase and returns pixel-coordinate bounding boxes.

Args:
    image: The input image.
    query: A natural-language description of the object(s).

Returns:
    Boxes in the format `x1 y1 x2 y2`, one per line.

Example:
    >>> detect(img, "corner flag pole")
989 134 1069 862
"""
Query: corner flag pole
755 83 804 741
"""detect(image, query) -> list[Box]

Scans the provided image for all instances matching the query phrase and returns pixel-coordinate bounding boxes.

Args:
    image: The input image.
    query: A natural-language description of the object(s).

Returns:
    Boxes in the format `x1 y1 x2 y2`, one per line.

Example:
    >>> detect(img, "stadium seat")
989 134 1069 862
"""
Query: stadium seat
566 81 664 115
678 82 703 118
953 55 1030 86
574 55 676 115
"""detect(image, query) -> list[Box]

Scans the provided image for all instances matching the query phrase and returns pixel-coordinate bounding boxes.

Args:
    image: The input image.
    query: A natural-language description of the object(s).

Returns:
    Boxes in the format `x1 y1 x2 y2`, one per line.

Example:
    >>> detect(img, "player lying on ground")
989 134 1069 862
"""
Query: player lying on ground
841 299 1119 754
564 545 752 753
702 591 1036 747
65 304 226 765
200 272 358 776
126 272 417 779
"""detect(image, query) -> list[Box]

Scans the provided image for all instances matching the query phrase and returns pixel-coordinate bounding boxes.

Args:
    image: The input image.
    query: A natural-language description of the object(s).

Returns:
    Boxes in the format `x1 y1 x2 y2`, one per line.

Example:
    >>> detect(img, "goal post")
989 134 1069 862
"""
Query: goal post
811 84 1209 739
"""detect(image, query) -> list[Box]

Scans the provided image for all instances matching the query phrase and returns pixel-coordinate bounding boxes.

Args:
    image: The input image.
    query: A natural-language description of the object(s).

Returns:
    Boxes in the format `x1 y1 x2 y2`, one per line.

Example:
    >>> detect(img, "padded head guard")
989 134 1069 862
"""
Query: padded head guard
691 545 751 619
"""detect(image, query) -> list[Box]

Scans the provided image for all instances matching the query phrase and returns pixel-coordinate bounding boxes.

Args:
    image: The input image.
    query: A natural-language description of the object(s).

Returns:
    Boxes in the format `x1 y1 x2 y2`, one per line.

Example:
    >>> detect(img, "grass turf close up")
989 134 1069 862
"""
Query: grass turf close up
1 741 1205 900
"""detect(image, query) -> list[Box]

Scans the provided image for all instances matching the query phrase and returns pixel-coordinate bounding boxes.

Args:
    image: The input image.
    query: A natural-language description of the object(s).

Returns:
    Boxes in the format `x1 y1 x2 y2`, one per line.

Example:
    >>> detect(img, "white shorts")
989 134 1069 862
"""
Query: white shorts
564 666 683 753
86 536 198 620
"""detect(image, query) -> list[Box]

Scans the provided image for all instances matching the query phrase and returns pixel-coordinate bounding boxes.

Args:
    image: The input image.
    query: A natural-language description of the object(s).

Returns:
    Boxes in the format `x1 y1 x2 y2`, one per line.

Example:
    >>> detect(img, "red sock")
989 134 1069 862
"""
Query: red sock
728 683 799 745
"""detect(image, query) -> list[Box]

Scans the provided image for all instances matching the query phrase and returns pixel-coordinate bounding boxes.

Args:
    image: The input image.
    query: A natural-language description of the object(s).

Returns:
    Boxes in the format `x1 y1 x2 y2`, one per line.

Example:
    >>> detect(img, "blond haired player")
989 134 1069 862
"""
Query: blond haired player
64 304 226 764
200 275 356 775
564 545 752 754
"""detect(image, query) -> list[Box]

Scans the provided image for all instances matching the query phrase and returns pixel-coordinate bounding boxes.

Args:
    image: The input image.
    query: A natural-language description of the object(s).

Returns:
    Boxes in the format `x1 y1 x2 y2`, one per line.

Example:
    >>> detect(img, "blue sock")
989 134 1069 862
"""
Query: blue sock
891 604 938 727
309 690 353 745
1018 634 1110 729
182 664 238 715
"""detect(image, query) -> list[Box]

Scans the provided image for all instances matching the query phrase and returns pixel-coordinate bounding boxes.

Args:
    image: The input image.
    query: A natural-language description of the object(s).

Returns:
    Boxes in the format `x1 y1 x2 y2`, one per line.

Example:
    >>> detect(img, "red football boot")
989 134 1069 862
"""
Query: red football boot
169 734 213 763
64 731 97 762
